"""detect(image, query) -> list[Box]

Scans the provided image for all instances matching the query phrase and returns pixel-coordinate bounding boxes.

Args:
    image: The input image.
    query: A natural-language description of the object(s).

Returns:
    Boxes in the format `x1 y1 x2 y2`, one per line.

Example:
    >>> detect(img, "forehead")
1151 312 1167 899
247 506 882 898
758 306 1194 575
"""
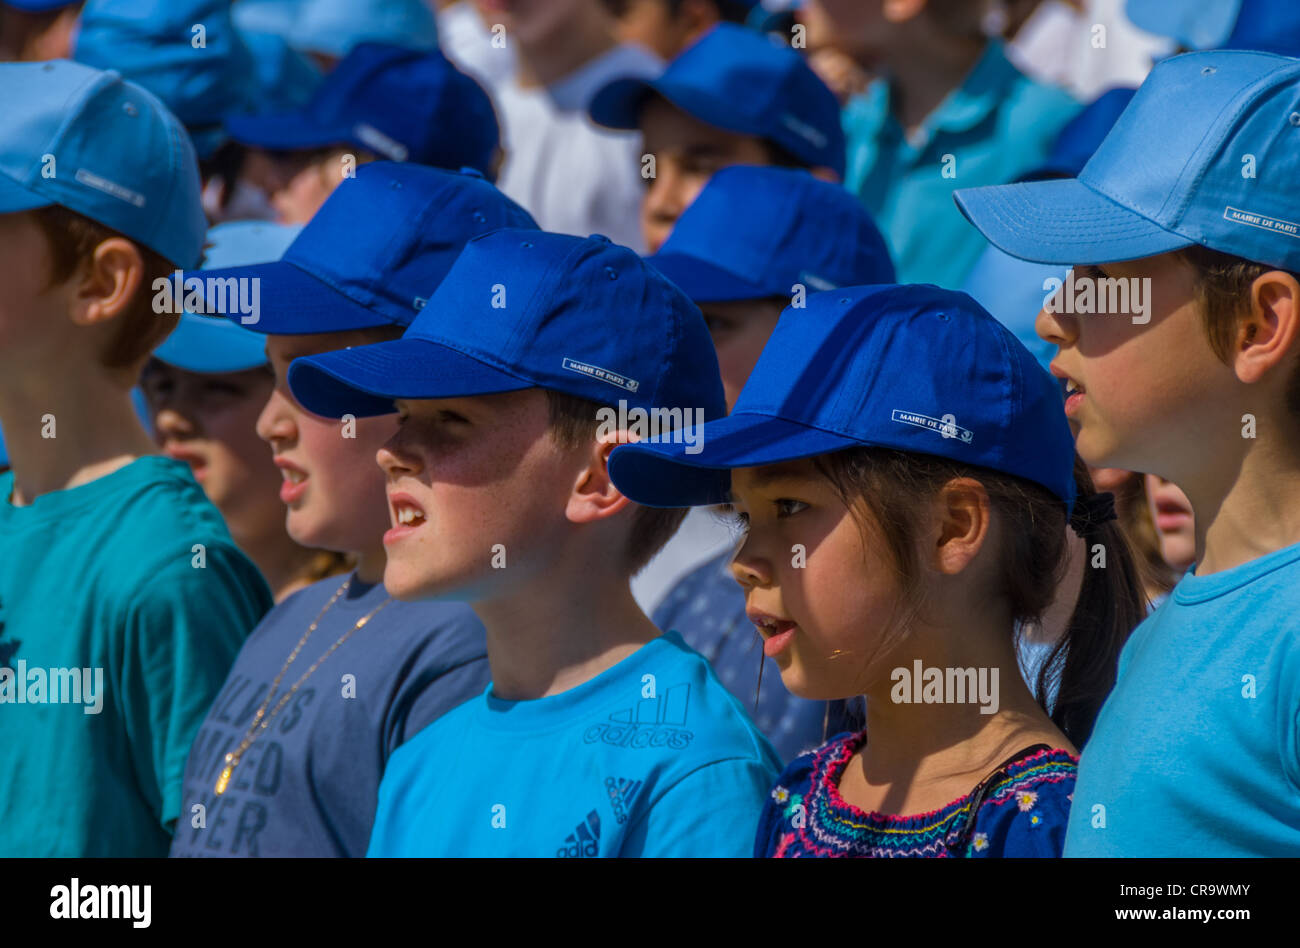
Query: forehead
732 458 823 491
639 95 768 157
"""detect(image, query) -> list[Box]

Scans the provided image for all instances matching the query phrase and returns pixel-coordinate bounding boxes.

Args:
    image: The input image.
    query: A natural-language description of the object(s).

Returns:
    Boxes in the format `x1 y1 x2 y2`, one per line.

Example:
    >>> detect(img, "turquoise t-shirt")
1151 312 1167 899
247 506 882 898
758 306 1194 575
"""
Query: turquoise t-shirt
368 631 781 857
843 40 1079 288
1065 541 1300 856
0 457 272 856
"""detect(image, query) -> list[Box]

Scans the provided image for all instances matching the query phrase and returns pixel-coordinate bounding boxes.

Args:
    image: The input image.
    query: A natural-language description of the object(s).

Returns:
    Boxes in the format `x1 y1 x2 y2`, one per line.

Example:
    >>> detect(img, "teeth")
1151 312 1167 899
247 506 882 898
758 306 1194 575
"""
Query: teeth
1066 379 1079 394
282 469 305 485
396 506 424 525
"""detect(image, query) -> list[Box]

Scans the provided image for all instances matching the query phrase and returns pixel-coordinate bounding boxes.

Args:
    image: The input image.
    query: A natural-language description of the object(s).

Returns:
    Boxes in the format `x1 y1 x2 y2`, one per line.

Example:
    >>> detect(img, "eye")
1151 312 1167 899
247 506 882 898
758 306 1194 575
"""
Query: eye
439 410 469 425
775 498 808 518
715 502 750 535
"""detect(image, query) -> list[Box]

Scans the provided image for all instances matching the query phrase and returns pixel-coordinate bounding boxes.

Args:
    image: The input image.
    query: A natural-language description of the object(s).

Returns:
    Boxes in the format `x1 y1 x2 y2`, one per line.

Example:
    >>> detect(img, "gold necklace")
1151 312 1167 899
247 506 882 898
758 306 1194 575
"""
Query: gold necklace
214 577 393 795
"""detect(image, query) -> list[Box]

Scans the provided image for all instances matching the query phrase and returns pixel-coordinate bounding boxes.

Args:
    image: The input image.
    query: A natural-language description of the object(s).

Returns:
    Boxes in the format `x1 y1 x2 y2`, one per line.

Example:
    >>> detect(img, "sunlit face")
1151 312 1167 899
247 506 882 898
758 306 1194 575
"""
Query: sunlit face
1145 472 1196 573
700 299 785 410
639 96 779 253
142 360 278 544
377 388 588 601
241 147 355 225
726 458 904 700
1035 254 1234 476
258 332 400 552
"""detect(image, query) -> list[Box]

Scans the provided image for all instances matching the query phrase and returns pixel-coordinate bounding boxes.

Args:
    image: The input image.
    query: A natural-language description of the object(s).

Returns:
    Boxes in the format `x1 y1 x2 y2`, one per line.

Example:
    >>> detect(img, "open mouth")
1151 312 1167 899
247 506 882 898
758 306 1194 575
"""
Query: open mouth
393 502 426 527
747 611 798 657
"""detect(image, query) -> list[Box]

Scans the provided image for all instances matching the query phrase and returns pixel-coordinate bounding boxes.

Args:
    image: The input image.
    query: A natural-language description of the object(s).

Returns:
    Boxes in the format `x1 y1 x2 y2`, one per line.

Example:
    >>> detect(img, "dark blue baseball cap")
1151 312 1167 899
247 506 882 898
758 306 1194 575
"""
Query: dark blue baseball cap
74 0 257 160
181 162 537 336
0 60 207 268
154 221 302 373
288 230 727 424
954 50 1300 272
607 284 1077 513
589 23 846 178
648 166 893 301
1127 0 1300 57
224 42 499 178
4 1 79 10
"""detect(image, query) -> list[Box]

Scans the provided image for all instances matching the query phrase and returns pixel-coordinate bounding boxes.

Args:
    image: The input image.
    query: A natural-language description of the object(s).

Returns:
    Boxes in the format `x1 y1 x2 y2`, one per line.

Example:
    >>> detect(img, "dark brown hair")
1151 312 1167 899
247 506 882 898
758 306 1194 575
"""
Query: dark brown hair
813 447 1146 748
31 204 177 381
1177 244 1300 423
545 389 689 575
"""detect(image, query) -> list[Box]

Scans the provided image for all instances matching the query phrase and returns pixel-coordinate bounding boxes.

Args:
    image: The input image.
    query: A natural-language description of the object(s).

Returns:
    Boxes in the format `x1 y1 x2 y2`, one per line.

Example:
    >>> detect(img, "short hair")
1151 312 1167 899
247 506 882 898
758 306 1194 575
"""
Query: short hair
1176 244 1300 423
601 0 753 25
544 388 689 576
31 204 178 383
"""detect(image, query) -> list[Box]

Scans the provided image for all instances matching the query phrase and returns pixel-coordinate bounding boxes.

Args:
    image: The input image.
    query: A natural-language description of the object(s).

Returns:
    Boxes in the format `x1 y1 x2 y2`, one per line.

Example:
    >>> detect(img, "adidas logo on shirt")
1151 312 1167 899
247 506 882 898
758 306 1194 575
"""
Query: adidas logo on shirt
605 776 642 825
582 683 695 750
557 810 601 858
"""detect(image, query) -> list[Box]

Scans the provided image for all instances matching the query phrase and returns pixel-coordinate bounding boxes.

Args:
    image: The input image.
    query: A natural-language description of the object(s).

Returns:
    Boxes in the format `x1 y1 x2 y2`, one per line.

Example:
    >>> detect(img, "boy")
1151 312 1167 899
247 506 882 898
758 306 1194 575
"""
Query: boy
0 60 272 856
590 22 845 252
805 0 1079 287
642 164 892 762
226 42 500 223
288 229 782 856
955 49 1300 855
167 163 535 857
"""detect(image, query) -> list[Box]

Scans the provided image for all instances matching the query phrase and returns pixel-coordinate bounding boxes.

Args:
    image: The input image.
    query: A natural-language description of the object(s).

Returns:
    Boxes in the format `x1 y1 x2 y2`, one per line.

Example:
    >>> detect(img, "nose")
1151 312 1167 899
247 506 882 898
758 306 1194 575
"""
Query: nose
1035 285 1079 349
152 405 195 445
256 386 297 446
729 536 772 590
376 426 421 478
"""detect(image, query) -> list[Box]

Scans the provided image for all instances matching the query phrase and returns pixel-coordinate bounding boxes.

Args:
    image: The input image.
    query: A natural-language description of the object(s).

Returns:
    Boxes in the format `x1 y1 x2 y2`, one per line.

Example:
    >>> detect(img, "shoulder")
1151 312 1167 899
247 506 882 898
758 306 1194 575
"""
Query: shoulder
755 732 856 858
970 747 1078 857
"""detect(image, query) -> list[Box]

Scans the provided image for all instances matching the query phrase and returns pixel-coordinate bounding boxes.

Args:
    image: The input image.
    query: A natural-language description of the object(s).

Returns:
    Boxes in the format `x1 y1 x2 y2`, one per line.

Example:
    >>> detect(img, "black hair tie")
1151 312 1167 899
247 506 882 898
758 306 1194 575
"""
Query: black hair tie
1069 491 1117 538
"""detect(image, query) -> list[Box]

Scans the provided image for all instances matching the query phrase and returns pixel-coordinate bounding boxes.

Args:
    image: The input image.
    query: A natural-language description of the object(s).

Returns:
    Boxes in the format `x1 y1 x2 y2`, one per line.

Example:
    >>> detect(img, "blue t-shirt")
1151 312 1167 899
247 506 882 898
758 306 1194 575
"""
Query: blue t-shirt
0 457 272 856
170 573 490 857
653 552 864 764
368 631 781 857
756 731 1078 857
1065 541 1300 857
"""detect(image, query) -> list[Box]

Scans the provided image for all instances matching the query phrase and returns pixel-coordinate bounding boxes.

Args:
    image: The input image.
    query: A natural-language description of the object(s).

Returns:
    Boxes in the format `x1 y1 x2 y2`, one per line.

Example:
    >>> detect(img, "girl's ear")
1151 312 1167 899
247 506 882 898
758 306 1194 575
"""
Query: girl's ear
930 476 991 575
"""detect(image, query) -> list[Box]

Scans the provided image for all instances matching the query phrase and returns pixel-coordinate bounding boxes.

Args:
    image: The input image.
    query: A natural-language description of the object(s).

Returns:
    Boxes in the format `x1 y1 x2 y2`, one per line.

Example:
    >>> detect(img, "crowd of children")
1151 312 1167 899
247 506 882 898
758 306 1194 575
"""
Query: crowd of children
1 0 1297 859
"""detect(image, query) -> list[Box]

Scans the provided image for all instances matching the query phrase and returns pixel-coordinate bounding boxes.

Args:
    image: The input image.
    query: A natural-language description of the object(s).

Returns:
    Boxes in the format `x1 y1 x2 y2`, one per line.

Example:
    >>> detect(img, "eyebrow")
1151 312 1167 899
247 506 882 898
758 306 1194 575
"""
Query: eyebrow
738 463 818 490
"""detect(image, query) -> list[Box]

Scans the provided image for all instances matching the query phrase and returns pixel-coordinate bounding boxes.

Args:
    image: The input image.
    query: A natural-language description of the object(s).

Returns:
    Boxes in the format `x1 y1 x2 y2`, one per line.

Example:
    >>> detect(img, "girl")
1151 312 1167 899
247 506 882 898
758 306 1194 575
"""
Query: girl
608 283 1147 857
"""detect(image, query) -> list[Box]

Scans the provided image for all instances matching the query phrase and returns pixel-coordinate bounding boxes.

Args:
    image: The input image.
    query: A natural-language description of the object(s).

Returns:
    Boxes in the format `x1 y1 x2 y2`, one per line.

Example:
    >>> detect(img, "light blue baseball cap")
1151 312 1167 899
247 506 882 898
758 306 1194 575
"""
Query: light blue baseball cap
955 50 1300 272
74 0 258 160
0 60 207 268
291 0 437 60
153 221 302 374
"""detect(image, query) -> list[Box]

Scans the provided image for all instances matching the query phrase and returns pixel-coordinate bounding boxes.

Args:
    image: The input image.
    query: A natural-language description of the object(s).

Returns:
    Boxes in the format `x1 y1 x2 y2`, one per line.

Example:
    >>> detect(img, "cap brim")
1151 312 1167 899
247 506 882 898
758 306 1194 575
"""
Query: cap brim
954 177 1193 266
288 337 534 418
608 411 861 508
0 174 52 215
225 111 353 152
590 78 748 140
179 260 395 334
648 252 772 303
153 313 269 373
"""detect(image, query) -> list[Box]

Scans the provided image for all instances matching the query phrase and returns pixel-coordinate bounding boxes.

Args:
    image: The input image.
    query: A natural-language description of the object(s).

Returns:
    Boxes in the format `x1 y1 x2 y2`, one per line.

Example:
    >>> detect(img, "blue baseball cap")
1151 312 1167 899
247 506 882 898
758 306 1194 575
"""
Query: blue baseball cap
240 29 324 114
287 230 727 424
153 221 302 373
3 1 79 10
954 50 1300 272
231 0 304 39
607 284 1077 513
0 60 206 268
1127 0 1300 57
589 23 846 178
291 0 437 60
224 43 499 178
181 162 537 338
648 166 893 301
1020 87 1136 182
74 0 257 160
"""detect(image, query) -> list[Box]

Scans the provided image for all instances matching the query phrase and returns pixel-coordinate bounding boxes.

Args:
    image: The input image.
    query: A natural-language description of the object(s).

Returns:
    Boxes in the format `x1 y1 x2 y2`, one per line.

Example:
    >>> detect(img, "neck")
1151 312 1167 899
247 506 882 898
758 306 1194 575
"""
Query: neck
237 525 324 603
354 544 387 585
1186 423 1300 574
0 367 155 505
514 11 617 90
881 30 985 135
472 550 659 701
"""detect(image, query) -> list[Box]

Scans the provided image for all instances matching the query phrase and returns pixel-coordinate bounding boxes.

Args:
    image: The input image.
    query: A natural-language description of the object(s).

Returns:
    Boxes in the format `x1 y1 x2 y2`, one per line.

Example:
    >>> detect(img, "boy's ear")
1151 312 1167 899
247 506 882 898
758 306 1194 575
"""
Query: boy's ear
929 476 991 576
883 0 929 24
69 236 145 329
565 430 636 525
1235 270 1300 387
809 165 841 184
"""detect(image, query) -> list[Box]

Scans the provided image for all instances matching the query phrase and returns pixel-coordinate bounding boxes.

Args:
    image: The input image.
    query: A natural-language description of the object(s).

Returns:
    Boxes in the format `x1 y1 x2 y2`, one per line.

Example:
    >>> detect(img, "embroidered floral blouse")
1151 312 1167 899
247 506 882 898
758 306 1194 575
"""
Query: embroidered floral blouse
754 730 1078 857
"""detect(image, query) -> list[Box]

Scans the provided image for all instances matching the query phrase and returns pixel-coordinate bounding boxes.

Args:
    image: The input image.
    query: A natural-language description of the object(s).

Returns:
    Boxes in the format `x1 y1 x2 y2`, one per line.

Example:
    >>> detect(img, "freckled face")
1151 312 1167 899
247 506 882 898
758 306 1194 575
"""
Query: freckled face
728 459 904 700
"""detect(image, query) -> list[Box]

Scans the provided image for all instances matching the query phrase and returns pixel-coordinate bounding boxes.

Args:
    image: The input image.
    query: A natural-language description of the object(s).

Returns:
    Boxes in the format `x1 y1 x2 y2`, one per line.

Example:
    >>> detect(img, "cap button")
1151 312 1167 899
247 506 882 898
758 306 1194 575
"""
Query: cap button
605 266 618 280
589 234 611 244
458 166 485 179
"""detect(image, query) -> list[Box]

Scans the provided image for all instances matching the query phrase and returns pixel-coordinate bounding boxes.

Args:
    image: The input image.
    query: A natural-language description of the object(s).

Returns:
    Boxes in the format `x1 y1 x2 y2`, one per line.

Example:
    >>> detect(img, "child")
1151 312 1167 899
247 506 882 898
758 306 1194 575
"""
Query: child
0 60 272 856
643 164 894 762
226 42 500 223
0 1 81 61
589 22 845 252
142 220 345 603
804 0 1079 287
955 49 1300 855
166 163 534 857
600 0 758 60
288 229 782 857
608 284 1147 856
